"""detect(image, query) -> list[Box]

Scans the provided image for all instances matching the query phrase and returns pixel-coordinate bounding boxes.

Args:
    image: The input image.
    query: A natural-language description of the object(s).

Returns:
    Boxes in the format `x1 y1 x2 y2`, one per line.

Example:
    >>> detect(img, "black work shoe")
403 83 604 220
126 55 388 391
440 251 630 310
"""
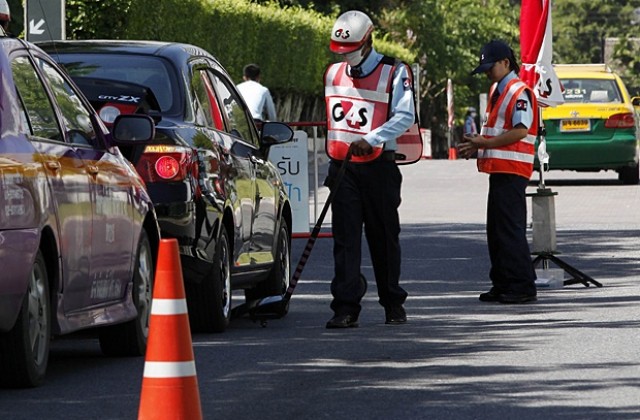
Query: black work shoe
499 293 537 304
384 305 407 324
326 314 359 329
479 289 502 302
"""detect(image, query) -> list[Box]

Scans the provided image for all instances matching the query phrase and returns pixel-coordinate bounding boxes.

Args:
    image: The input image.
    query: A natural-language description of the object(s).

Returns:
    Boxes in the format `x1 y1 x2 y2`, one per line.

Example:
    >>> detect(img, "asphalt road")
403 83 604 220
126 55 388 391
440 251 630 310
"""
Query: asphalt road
1 160 639 420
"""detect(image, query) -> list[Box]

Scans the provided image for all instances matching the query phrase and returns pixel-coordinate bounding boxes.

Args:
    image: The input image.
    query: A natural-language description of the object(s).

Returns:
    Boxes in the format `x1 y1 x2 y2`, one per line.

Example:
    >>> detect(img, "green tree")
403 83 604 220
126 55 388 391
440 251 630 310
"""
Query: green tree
378 0 519 131
66 0 133 39
553 0 640 64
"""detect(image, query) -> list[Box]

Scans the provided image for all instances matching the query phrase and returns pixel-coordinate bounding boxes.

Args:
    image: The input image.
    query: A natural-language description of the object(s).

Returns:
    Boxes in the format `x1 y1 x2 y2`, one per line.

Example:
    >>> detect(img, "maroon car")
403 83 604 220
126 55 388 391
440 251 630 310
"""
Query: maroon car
0 35 159 388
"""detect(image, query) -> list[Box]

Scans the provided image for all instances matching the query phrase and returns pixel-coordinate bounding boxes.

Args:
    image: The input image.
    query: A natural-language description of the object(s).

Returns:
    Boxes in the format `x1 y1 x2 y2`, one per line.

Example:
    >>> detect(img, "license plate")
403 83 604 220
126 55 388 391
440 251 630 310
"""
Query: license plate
560 119 591 132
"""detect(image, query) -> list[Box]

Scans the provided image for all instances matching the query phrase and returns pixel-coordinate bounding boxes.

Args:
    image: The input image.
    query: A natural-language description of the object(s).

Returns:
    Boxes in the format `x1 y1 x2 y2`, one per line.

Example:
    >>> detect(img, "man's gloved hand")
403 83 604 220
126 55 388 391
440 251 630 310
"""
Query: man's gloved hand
351 139 373 156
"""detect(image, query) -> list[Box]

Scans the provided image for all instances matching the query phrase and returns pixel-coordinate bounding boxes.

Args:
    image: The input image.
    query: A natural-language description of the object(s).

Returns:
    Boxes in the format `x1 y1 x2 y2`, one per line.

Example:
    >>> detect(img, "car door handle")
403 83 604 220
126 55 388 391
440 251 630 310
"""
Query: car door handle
45 161 61 172
87 165 99 176
249 155 264 165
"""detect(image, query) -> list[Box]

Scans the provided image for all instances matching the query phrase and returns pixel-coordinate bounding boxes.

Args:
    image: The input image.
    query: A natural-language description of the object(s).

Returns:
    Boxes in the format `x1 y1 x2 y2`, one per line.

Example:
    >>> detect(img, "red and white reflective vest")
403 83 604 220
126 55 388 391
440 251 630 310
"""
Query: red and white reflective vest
478 78 539 179
324 58 421 163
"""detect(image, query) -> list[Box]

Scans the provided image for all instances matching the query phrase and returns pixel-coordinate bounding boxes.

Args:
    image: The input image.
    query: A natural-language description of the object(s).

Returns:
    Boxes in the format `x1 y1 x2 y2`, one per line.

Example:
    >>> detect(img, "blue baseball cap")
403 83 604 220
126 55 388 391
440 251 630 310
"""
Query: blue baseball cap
471 40 513 75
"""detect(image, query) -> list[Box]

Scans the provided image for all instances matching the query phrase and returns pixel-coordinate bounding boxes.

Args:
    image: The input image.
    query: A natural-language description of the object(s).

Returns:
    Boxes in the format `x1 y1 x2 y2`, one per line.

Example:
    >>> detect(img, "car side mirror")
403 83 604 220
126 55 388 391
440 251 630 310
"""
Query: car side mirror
111 114 155 165
260 122 294 147
112 114 155 143
632 96 640 107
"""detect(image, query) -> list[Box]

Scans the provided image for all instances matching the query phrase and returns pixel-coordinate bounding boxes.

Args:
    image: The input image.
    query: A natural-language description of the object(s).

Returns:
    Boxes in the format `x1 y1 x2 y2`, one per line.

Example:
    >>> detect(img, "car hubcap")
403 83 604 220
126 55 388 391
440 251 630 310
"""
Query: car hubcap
28 263 48 367
279 234 290 294
136 244 153 337
220 238 231 318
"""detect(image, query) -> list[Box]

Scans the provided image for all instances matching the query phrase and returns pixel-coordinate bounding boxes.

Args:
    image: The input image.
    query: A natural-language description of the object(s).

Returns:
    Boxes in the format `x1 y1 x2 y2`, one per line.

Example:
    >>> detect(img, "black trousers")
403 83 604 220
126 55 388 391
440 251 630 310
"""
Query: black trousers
486 173 537 295
326 158 407 317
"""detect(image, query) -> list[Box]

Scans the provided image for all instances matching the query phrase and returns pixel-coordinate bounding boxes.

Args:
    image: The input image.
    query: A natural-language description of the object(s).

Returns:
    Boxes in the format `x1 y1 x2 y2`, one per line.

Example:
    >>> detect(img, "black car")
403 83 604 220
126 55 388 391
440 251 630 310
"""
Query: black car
39 40 294 333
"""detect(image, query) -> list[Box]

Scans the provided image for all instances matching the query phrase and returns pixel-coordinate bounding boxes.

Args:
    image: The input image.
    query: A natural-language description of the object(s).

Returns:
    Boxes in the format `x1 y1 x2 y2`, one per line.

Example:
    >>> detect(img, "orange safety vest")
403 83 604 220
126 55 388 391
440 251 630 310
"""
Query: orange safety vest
477 78 539 178
324 57 422 163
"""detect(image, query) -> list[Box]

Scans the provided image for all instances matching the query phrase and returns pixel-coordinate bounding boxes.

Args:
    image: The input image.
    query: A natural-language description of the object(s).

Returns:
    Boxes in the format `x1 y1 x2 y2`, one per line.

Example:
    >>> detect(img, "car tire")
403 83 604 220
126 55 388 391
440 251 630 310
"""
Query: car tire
245 222 291 308
99 230 153 357
618 163 639 185
0 250 51 388
187 228 231 333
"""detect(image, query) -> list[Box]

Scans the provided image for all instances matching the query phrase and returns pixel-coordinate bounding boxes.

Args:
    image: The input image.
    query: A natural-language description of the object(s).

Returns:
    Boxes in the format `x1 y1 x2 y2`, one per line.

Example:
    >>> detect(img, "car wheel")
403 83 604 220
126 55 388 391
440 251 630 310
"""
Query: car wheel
0 250 51 388
618 163 639 185
187 228 231 333
99 230 153 357
245 222 291 306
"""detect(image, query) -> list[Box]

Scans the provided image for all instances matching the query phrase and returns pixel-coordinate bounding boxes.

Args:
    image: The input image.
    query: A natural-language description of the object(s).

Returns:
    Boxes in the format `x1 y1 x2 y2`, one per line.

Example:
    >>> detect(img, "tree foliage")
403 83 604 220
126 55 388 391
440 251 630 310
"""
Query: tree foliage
377 0 520 128
552 0 640 94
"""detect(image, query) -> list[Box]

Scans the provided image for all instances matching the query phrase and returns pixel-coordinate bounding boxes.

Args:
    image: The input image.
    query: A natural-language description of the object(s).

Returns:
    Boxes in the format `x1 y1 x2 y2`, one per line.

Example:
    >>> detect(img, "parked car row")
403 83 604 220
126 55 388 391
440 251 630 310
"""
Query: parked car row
1 35 293 388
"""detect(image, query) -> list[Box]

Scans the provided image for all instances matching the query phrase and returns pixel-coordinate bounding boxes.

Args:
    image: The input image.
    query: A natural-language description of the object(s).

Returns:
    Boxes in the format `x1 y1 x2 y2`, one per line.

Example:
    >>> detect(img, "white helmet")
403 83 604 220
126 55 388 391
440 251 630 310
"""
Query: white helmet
0 0 10 23
330 10 373 54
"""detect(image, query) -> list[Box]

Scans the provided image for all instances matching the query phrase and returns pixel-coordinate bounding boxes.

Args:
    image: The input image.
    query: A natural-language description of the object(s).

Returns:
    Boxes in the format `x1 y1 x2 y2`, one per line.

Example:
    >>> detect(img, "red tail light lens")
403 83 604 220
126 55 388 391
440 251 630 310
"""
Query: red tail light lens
136 145 192 182
155 156 180 179
604 112 635 129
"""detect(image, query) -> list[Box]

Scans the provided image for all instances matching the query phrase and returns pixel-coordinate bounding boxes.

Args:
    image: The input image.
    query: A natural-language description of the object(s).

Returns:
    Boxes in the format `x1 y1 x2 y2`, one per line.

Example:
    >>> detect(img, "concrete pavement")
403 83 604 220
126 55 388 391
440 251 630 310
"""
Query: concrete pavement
208 159 640 419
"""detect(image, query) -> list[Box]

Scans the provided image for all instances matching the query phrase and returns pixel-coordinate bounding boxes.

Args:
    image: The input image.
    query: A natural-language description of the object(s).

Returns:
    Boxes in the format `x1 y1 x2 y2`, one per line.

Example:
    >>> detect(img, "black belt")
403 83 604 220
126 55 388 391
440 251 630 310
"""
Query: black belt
380 150 397 161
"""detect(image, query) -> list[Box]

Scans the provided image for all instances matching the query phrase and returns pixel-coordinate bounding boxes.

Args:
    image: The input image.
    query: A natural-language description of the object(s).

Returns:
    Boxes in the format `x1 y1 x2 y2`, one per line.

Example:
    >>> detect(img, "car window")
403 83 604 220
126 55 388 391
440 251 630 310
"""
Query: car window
208 71 258 147
11 56 62 140
36 57 99 146
56 54 176 113
561 78 622 104
192 69 224 130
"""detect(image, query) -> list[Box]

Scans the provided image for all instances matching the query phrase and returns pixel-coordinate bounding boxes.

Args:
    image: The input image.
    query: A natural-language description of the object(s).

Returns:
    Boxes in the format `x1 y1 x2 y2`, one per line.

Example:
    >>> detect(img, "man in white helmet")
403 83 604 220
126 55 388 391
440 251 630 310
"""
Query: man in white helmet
323 10 418 328
0 0 9 32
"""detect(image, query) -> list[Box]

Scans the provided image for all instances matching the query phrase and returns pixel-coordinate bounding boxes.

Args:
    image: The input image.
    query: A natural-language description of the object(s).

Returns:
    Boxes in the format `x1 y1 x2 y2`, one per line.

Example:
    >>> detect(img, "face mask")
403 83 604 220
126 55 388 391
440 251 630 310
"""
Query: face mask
344 47 365 67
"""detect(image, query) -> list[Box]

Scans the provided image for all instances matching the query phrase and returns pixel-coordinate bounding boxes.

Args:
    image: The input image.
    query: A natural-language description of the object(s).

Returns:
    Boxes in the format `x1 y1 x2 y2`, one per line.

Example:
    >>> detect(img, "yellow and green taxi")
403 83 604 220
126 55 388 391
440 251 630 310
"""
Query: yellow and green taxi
540 64 639 184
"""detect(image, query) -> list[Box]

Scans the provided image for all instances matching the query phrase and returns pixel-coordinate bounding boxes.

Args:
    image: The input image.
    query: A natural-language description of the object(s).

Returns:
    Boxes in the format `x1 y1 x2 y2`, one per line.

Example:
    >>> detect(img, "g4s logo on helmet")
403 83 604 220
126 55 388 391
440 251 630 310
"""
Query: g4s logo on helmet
334 28 350 40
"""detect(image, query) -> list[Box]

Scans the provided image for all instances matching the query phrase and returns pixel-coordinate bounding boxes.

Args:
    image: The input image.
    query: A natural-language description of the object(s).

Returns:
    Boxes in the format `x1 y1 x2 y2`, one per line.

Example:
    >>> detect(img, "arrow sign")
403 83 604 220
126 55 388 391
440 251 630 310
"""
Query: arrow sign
29 19 45 35
25 0 64 41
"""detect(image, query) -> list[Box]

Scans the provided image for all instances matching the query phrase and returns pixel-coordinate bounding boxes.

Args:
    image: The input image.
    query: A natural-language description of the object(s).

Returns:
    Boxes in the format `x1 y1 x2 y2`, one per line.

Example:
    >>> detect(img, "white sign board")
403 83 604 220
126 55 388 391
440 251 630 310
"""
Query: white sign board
269 131 310 234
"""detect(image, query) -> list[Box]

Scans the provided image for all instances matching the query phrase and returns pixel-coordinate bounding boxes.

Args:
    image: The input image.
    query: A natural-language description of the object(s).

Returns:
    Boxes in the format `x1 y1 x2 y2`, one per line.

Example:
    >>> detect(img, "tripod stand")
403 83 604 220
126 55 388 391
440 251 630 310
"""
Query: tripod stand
529 174 602 288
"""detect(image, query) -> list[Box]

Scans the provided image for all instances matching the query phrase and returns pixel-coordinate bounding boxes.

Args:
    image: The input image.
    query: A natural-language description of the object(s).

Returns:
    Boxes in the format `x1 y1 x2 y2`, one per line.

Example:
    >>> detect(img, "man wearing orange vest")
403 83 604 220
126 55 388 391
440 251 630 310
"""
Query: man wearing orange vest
458 40 538 304
323 10 418 328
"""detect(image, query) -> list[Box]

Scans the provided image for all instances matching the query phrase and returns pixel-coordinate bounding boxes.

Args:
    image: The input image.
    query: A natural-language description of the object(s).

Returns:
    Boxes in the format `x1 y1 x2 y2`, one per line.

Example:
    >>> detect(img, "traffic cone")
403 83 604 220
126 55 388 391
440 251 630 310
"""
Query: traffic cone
448 147 458 160
138 239 202 420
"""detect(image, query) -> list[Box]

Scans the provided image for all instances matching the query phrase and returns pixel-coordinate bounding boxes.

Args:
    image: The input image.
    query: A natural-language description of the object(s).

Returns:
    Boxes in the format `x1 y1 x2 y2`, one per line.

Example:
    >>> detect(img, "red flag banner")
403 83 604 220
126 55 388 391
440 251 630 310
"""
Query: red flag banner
519 0 564 107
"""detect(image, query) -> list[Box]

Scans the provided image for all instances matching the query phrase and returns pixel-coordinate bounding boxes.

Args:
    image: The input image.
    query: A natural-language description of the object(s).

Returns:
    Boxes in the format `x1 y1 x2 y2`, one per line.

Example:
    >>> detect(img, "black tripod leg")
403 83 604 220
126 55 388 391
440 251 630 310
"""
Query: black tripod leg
544 254 603 287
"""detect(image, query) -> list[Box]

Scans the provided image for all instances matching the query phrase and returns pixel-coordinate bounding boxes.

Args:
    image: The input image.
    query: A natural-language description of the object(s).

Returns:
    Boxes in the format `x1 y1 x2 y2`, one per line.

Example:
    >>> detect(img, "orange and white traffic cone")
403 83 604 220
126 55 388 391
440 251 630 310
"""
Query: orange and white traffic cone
138 239 202 420
448 147 458 160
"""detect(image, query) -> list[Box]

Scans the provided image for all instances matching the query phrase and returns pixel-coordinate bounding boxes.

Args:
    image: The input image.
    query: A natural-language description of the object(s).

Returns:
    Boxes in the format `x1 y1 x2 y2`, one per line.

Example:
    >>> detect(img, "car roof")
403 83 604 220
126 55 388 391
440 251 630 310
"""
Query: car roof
37 39 225 70
553 64 617 80
1 34 48 57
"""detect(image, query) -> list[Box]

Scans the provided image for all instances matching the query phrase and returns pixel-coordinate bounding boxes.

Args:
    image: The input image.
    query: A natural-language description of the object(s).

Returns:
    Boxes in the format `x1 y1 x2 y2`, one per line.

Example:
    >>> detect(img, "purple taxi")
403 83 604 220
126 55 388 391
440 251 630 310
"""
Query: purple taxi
0 34 159 388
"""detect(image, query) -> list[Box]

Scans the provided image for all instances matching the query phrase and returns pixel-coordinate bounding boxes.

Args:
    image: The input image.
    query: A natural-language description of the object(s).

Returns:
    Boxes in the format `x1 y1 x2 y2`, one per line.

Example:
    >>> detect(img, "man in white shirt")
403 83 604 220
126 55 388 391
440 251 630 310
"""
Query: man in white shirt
236 64 277 122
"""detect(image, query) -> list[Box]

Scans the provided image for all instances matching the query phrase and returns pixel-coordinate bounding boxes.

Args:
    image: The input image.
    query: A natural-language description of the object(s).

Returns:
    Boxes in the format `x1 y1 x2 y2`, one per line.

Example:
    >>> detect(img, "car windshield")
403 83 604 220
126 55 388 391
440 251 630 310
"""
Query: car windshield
56 54 176 113
560 78 622 104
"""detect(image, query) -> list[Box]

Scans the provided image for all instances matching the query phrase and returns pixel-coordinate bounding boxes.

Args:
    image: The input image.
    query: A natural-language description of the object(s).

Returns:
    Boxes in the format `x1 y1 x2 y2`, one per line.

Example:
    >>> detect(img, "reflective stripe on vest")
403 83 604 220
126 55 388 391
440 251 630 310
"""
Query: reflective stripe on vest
477 79 538 178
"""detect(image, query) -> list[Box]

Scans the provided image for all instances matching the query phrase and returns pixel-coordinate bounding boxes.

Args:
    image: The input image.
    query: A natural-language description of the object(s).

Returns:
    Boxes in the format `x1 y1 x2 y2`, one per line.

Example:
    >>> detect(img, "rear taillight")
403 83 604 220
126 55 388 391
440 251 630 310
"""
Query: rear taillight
98 103 138 125
155 156 180 179
604 112 635 129
136 145 192 182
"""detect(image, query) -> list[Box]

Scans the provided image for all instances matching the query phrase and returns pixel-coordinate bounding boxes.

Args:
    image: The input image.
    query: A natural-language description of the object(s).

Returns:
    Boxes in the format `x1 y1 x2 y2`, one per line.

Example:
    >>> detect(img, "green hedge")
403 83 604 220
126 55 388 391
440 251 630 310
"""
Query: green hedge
120 0 415 96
